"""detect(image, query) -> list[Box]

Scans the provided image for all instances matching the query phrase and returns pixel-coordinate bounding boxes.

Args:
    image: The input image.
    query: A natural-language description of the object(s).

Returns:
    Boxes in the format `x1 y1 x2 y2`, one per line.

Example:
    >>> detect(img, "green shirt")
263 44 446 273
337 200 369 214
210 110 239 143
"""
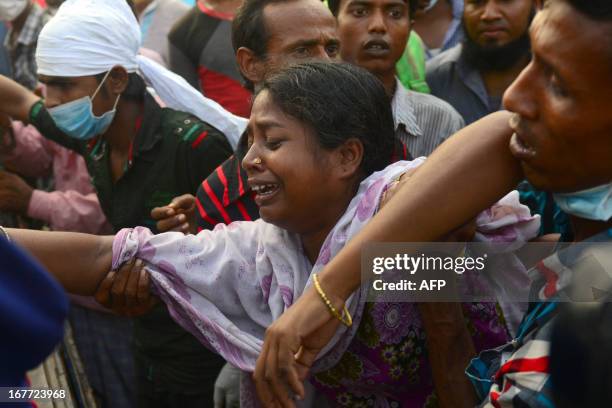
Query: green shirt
396 32 431 94
29 93 231 392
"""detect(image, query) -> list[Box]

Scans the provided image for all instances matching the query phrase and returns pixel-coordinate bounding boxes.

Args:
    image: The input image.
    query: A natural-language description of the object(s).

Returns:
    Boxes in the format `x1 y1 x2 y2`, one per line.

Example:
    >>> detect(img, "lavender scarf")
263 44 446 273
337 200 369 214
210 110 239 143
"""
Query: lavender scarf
111 159 540 403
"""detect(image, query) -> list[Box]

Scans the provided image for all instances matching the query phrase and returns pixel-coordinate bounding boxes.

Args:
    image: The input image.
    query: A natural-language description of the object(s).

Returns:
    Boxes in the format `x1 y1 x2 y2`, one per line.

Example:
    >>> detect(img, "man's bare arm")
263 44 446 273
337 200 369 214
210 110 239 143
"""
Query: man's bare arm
0 76 41 122
6 228 114 295
320 111 524 300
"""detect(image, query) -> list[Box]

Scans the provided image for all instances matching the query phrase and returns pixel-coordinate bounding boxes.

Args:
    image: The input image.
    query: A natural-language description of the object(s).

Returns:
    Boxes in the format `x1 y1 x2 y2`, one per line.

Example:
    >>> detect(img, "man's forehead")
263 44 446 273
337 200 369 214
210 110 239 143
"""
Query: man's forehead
338 0 409 12
343 0 408 7
264 0 337 39
531 3 608 74
38 74 92 84
264 0 335 23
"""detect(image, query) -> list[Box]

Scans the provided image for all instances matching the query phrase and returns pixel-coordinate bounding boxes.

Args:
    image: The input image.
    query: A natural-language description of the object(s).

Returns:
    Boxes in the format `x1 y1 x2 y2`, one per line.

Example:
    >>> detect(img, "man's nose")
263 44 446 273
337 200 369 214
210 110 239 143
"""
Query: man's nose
368 10 388 34
503 62 538 120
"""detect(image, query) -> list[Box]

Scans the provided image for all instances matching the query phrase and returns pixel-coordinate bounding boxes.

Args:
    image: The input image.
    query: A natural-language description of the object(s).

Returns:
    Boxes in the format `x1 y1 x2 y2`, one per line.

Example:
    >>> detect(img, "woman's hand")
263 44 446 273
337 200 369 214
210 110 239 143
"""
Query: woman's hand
253 285 343 407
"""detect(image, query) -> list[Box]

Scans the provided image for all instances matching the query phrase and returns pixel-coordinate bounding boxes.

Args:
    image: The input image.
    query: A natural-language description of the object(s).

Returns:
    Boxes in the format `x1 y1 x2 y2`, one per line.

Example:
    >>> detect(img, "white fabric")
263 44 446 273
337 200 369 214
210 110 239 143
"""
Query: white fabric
35 0 246 149
111 159 542 372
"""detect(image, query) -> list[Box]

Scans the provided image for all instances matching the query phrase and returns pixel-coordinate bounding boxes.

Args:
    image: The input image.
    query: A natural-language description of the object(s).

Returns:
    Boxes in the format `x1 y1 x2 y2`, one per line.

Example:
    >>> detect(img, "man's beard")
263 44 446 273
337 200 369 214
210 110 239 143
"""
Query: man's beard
463 31 531 72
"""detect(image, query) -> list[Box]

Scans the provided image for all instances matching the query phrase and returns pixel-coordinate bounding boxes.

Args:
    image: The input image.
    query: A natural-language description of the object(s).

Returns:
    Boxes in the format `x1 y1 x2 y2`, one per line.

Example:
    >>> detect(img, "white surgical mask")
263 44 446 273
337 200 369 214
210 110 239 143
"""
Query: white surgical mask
48 70 120 141
0 0 28 22
553 183 612 222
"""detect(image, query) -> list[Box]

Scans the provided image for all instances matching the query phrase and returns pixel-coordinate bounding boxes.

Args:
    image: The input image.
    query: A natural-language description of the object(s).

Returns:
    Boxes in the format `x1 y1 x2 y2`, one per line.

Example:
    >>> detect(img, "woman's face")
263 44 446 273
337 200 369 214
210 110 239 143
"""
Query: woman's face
242 91 349 235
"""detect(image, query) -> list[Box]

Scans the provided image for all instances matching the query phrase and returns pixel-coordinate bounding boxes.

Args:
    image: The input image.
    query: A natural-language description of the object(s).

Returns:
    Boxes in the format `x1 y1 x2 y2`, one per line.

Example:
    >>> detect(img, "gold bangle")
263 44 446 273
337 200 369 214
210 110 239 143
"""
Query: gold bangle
312 273 352 327
0 225 11 242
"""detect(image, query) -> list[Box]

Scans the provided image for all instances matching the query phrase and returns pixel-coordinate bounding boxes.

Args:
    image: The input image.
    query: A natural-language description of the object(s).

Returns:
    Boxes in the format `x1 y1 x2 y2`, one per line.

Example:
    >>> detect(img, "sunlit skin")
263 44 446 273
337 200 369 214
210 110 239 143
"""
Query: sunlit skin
260 0 341 73
336 0 410 94
242 90 362 263
464 0 533 48
504 1 612 193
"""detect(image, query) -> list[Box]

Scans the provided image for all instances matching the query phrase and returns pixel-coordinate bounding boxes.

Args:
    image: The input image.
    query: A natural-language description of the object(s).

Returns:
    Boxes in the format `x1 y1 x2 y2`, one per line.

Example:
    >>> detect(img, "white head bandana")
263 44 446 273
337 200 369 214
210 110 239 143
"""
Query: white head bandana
36 0 246 149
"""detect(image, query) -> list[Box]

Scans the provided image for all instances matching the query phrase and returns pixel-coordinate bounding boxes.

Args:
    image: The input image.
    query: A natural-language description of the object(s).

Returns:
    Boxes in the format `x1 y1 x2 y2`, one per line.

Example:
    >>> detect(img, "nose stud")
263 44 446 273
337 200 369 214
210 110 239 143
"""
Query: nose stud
253 157 262 165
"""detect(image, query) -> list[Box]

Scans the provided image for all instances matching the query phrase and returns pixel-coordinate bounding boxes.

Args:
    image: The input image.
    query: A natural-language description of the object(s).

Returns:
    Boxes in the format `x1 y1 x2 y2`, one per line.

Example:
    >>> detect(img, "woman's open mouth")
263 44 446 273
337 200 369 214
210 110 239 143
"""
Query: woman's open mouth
251 183 279 196
251 183 281 205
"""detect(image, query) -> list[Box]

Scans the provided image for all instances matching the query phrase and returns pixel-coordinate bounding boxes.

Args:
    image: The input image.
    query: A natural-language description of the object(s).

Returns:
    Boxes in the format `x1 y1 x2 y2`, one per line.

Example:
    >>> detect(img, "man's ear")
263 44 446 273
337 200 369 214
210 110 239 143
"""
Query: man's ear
236 47 265 86
334 138 364 179
108 65 129 95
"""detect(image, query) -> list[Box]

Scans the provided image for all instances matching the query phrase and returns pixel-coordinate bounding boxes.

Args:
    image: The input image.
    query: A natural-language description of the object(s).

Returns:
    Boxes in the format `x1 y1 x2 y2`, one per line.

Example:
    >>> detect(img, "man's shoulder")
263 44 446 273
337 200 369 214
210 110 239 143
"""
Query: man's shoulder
159 108 230 148
168 3 220 44
407 90 463 124
426 44 463 84
167 5 202 43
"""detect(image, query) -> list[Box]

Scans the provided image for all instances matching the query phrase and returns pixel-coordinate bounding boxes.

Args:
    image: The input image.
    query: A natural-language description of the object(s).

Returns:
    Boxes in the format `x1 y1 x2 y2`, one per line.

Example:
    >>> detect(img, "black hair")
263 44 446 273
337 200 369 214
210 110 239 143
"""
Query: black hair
94 71 147 103
328 0 417 19
259 61 395 177
565 0 612 21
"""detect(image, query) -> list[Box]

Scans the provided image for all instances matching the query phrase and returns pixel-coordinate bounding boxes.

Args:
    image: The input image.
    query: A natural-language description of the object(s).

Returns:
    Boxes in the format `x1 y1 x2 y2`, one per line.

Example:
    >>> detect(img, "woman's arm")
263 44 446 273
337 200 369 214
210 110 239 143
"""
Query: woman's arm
254 111 525 406
5 228 114 295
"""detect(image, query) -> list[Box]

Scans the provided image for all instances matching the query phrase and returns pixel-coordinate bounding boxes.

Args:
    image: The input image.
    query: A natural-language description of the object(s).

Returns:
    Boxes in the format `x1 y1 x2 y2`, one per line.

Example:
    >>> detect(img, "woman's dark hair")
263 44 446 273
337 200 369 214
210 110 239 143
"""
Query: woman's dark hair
328 0 417 19
94 71 147 102
259 61 395 177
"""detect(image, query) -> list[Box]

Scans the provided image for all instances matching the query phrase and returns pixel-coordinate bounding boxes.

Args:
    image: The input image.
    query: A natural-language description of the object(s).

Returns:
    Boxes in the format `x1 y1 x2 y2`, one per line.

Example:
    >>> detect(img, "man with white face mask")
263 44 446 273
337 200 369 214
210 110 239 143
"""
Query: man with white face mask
0 0 248 405
0 0 50 90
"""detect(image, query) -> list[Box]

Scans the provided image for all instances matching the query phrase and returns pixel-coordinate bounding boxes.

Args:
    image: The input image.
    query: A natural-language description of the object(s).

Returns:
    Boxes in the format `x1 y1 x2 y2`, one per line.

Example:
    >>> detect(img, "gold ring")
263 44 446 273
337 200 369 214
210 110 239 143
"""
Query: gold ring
253 157 262 165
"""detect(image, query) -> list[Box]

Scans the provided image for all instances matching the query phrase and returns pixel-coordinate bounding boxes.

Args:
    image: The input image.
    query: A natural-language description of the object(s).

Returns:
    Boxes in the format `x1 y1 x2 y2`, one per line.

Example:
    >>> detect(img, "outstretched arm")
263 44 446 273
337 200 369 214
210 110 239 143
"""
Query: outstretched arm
254 111 525 406
0 76 40 122
319 110 523 300
5 228 114 295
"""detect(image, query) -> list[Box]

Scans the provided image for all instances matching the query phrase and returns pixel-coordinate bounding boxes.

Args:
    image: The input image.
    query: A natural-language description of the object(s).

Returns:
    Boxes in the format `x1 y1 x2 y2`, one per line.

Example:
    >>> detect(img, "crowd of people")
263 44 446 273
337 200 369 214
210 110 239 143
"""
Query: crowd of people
0 0 611 407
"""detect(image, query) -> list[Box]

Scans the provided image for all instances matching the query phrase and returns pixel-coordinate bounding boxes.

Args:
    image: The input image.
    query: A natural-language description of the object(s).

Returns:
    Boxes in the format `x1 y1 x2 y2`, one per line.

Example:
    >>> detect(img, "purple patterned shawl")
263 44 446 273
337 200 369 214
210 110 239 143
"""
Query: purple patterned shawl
111 159 540 405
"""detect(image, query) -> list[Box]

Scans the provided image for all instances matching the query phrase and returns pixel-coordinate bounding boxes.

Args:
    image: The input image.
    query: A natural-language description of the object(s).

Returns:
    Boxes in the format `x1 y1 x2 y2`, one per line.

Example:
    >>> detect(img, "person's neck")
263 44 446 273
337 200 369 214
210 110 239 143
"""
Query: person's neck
301 228 333 266
481 55 530 100
570 216 612 242
104 99 141 153
300 185 358 264
376 72 397 99
10 2 32 35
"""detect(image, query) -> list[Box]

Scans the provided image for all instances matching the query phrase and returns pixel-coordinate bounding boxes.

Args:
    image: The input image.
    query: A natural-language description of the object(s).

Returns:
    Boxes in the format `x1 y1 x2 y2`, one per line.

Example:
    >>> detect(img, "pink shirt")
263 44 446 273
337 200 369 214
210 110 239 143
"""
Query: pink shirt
2 121 112 234
2 121 113 311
